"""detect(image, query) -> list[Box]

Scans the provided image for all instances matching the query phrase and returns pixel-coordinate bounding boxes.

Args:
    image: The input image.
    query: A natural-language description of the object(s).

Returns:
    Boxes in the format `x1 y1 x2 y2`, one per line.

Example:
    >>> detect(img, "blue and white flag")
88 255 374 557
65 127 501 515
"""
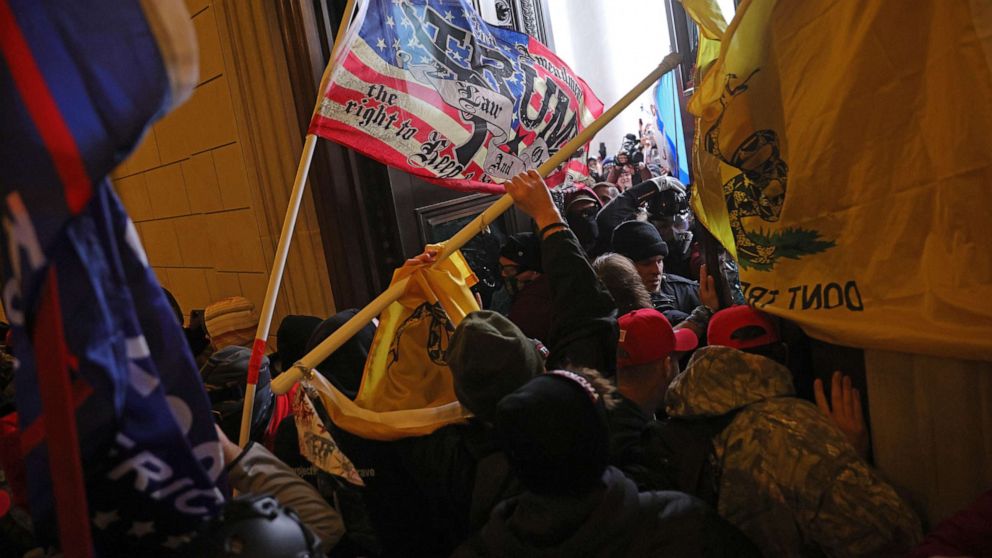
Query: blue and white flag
0 0 222 554
654 70 690 183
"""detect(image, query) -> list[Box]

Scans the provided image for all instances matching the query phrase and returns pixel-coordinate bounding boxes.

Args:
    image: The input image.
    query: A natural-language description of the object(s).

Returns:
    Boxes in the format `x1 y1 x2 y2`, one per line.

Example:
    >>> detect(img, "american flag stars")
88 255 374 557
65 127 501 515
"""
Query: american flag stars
128 521 156 538
92 510 120 530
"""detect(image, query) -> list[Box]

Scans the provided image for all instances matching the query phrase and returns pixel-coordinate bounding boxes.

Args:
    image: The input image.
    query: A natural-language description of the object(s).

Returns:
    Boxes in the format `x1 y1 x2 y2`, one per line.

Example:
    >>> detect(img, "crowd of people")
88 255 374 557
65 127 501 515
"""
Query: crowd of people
0 141 989 555
586 120 673 184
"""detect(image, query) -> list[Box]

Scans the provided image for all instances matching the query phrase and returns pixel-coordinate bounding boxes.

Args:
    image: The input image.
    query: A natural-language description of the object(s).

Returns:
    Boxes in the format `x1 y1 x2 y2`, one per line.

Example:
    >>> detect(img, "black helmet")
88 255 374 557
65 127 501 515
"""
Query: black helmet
188 494 322 557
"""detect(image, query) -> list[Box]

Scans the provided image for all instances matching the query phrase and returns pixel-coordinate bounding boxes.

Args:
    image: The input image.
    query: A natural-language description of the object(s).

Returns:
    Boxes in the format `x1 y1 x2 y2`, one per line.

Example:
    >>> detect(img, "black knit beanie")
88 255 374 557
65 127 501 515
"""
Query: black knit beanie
611 220 669 261
495 373 609 496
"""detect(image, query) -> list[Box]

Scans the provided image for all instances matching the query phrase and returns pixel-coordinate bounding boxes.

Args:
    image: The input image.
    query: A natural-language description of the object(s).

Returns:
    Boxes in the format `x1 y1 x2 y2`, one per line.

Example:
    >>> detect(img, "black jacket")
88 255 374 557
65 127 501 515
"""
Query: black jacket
393 227 619 554
606 393 738 507
606 394 679 492
541 228 618 375
452 466 760 558
652 273 702 324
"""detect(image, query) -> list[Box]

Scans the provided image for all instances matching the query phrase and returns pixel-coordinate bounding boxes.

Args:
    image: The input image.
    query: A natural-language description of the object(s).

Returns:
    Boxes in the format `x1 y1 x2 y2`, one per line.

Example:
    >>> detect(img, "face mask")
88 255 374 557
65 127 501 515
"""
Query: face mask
567 212 599 254
504 276 521 297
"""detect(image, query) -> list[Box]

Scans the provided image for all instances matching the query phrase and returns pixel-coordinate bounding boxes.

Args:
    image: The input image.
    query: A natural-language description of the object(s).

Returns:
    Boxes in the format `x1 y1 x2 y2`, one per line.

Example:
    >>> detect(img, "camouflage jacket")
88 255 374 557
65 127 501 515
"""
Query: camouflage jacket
665 346 921 557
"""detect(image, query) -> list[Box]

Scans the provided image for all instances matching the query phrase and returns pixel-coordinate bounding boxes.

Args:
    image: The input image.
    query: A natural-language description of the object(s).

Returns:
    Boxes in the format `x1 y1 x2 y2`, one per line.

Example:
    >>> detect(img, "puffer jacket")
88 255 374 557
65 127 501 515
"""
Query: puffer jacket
665 346 922 558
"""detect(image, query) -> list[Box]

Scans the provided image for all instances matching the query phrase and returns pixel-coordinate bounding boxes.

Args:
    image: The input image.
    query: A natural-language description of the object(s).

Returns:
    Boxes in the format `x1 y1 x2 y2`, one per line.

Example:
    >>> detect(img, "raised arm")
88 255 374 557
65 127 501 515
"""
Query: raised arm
505 171 618 375
592 178 664 257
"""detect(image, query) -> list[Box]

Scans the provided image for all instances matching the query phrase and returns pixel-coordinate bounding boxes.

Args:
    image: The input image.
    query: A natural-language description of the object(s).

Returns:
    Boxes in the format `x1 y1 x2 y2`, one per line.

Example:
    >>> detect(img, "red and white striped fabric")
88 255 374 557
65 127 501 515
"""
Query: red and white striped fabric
309 0 603 192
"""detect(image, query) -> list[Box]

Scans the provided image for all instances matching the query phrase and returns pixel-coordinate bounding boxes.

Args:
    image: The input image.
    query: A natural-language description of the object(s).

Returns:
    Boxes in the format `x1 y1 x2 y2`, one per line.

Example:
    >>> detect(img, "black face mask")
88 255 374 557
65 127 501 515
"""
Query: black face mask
503 275 522 297
567 212 599 255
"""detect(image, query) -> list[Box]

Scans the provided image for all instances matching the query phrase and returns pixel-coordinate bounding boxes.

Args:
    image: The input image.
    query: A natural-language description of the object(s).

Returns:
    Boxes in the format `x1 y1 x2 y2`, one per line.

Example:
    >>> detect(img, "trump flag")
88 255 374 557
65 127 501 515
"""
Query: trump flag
309 0 604 192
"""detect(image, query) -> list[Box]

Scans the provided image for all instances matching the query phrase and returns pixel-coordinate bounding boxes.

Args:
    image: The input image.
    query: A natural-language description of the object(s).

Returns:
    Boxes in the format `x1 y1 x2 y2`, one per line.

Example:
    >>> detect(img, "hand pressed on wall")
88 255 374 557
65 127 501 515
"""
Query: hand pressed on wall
815 371 870 460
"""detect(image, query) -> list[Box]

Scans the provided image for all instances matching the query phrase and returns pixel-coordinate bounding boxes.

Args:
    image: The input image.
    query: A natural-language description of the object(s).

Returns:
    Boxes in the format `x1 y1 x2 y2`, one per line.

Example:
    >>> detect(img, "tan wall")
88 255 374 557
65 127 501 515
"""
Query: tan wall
867 350 992 527
112 0 335 336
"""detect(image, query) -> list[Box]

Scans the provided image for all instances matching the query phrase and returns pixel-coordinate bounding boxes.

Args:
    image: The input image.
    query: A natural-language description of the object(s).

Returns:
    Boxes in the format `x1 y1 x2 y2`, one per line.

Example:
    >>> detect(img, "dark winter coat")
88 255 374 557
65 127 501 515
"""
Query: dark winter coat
507 274 552 344
451 466 760 558
393 227 619 554
652 273 702 324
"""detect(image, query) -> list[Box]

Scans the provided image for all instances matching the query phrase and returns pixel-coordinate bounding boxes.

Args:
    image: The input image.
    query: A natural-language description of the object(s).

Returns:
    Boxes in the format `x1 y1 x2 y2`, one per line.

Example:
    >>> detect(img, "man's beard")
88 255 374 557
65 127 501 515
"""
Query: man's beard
646 277 662 292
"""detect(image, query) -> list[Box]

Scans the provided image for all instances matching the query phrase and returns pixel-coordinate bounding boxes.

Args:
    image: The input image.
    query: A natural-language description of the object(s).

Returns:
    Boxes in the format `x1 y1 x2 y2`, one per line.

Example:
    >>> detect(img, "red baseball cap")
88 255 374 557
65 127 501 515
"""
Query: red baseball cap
618 309 698 367
707 305 779 350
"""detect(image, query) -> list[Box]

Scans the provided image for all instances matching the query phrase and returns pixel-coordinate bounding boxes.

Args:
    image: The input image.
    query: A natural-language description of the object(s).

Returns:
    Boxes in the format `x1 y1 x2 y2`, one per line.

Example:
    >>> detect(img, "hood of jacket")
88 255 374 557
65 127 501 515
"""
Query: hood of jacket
305 309 376 399
664 345 794 418
477 466 640 557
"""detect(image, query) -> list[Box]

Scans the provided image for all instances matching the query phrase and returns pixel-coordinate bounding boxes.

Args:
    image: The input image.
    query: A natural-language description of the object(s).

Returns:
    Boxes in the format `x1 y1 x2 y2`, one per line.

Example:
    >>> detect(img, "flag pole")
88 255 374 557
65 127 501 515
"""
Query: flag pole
272 52 683 395
238 0 357 447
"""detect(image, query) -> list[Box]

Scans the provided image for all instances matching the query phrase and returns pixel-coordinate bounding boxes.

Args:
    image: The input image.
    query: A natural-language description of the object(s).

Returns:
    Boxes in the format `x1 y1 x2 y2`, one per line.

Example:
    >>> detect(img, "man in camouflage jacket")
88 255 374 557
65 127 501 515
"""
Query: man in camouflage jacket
665 345 921 557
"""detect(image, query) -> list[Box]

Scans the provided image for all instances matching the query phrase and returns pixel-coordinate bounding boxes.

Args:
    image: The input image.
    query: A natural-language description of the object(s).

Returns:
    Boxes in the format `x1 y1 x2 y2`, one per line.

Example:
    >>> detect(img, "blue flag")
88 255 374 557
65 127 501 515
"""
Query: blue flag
0 0 223 554
654 71 690 183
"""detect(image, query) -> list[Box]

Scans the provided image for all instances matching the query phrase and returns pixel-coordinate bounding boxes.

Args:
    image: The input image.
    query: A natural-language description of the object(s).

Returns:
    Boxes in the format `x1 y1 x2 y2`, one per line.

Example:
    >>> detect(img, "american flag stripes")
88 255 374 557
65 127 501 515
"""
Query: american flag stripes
309 0 604 192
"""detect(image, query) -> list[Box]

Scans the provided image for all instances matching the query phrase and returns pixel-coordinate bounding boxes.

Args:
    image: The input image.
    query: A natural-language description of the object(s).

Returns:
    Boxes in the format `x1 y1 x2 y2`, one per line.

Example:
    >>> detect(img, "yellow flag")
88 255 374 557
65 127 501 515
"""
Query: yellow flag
310 246 479 440
685 0 992 360
680 0 725 82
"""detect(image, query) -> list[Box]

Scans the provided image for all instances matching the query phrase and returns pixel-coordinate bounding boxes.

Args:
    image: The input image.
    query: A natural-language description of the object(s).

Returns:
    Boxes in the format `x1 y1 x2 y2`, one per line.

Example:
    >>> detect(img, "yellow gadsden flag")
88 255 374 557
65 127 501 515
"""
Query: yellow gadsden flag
684 0 992 360
305 246 478 441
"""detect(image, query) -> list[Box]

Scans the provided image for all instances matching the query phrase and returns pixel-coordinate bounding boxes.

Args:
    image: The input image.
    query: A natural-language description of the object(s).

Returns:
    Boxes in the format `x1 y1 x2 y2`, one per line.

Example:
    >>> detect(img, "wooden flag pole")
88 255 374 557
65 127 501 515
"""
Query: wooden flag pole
238 0 357 447
272 52 683 395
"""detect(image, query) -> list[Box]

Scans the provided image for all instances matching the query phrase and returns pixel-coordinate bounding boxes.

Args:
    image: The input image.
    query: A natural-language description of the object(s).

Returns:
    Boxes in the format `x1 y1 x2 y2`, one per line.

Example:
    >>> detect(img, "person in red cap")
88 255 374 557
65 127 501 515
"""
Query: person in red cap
663 321 921 555
706 304 786 362
616 309 698 416
607 309 702 493
708 305 869 458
